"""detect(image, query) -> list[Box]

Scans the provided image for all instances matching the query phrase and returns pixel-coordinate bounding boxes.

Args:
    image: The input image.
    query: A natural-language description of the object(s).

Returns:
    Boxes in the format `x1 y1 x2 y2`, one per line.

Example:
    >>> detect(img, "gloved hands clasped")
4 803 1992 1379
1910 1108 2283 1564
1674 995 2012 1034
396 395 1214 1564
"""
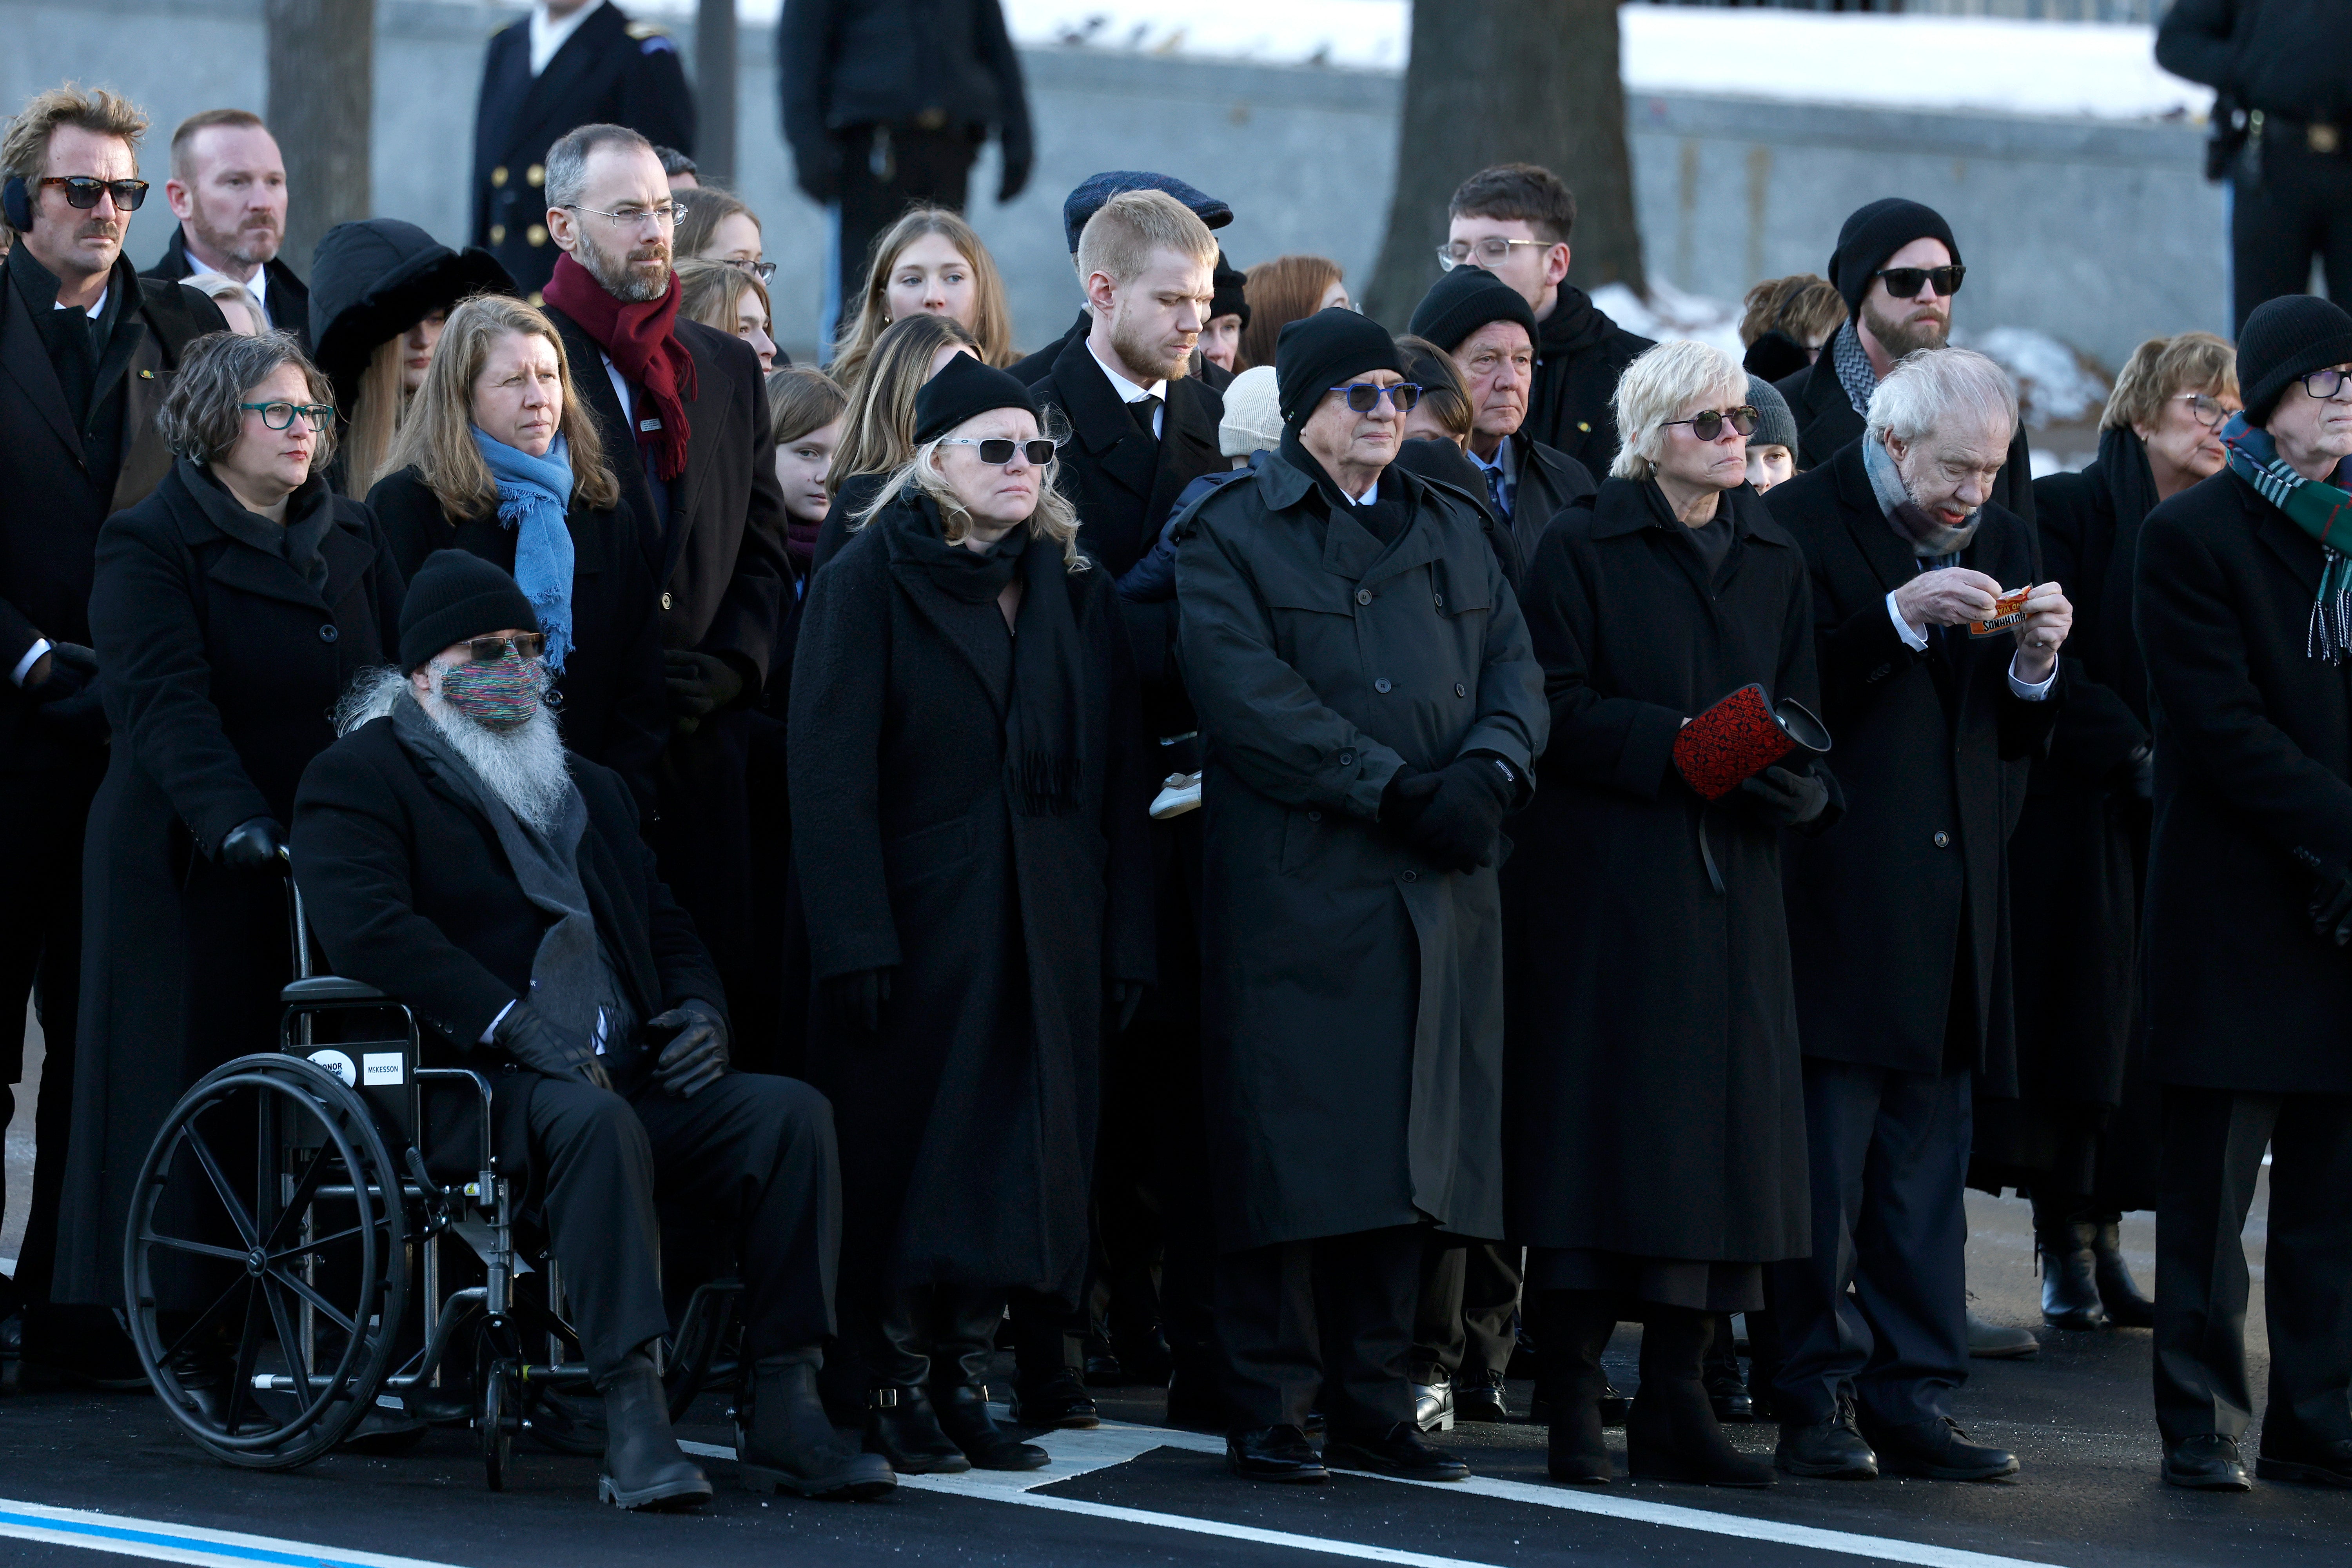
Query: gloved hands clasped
1382 752 1517 874
493 1000 612 1091
664 651 744 724
1741 765 1831 829
646 998 730 1098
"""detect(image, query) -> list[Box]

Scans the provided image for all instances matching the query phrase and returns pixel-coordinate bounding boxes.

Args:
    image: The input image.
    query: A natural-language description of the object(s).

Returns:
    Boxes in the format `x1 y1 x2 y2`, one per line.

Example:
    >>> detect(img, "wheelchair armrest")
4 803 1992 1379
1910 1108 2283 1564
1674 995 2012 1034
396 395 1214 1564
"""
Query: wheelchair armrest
281 975 392 1004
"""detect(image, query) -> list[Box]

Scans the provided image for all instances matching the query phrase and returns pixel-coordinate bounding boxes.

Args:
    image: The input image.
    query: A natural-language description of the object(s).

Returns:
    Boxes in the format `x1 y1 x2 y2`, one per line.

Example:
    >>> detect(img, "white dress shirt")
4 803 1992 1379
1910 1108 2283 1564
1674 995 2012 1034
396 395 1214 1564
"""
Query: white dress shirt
1087 339 1166 438
530 0 606 76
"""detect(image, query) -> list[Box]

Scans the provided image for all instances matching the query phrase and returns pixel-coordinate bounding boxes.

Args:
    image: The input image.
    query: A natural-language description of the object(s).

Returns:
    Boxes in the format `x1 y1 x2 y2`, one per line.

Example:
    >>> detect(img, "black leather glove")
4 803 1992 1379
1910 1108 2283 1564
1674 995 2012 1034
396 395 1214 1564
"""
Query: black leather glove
1741 766 1830 829
1110 979 1147 1035
1379 765 1430 834
648 998 730 1098
1394 753 1515 873
664 651 746 720
28 642 106 740
827 966 896 1034
2119 744 2154 802
2313 869 2352 946
218 816 290 871
492 1000 612 1091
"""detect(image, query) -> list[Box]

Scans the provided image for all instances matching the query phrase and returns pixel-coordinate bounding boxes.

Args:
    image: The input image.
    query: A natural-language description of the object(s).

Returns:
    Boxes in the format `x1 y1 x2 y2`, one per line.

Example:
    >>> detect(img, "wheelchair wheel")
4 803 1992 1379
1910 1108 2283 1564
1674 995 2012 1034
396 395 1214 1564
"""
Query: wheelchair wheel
480 1360 516 1491
124 1053 410 1470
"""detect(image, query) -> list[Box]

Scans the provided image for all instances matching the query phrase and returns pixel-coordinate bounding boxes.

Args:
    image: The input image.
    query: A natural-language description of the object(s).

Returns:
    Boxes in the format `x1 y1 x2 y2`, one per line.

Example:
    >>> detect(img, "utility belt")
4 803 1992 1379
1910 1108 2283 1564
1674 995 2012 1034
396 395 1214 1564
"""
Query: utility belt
2255 111 2349 157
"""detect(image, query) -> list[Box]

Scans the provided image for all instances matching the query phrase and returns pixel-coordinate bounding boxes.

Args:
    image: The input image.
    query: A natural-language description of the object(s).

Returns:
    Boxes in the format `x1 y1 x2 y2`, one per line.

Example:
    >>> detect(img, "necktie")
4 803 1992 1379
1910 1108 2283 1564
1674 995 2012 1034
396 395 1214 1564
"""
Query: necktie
1483 462 1509 520
1130 393 1161 443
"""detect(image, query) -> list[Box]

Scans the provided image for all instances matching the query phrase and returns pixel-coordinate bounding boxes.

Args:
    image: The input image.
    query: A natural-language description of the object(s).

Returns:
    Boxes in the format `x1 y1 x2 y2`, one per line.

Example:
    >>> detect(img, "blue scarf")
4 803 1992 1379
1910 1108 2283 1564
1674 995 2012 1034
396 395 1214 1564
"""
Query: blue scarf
2219 413 2352 662
473 428 576 671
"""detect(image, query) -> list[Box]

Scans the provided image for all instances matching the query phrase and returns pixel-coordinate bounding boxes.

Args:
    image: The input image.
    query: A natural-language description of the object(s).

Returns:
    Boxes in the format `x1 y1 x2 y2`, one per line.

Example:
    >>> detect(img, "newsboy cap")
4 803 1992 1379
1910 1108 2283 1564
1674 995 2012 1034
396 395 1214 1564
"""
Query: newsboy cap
1061 171 1232 254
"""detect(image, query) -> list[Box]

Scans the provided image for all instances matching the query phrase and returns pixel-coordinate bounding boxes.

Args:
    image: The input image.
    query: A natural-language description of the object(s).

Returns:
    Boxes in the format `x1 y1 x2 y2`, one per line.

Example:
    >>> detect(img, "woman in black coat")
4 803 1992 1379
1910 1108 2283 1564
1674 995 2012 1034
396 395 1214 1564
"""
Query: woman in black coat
1982 332 2239 1331
789 357 1154 1475
365 294 666 818
55 331 405 1316
1508 342 1831 1490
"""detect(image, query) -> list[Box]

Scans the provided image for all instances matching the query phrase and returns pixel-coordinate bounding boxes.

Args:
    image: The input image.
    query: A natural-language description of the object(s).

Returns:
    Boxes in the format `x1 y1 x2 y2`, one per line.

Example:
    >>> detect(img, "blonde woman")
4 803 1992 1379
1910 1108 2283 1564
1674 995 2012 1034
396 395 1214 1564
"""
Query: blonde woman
788 354 1151 1478
678 257 778 373
365 293 665 806
828 207 1013 386
810 312 982 573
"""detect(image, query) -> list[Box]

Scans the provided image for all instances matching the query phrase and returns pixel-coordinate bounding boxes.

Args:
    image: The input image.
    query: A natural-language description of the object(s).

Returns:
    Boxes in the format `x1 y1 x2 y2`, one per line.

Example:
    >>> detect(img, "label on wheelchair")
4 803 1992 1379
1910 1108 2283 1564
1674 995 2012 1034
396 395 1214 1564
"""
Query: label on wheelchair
308 1049 359 1086
305 1048 405 1087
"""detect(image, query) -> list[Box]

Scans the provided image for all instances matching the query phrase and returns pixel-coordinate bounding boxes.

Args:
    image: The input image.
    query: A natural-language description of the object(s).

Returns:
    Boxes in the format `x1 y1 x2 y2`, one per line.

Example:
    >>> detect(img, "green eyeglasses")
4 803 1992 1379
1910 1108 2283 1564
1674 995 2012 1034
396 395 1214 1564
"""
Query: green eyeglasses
240 401 334 433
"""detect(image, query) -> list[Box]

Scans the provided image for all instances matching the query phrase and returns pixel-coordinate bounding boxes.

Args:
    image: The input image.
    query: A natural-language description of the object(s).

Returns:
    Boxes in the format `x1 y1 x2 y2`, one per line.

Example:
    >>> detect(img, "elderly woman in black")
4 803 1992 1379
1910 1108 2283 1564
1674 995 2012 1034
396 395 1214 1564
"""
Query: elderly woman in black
1508 339 1831 1489
789 355 1153 1475
55 330 403 1325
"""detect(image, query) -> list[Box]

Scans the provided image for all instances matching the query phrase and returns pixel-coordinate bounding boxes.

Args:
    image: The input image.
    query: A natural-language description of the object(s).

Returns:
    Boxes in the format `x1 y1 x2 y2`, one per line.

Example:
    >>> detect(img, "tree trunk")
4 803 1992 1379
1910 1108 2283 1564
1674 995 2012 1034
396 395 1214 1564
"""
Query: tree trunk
1361 0 1645 329
265 0 373 270
696 0 738 183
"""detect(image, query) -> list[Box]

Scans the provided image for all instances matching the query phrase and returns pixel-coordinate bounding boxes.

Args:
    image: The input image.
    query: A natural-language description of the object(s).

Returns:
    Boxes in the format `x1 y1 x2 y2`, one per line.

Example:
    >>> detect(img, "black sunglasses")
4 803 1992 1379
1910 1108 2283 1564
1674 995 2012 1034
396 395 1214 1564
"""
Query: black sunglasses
1331 382 1421 414
1663 406 1760 441
461 633 546 663
938 437 1059 466
39 175 149 212
1874 264 1965 301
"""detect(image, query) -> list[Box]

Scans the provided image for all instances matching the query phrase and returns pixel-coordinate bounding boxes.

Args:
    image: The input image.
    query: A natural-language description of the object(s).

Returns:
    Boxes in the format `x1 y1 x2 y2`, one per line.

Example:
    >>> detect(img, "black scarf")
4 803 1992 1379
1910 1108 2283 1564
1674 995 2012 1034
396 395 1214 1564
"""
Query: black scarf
181 458 335 592
890 495 1089 817
1537 283 1613 359
2093 426 2160 720
1277 428 1410 544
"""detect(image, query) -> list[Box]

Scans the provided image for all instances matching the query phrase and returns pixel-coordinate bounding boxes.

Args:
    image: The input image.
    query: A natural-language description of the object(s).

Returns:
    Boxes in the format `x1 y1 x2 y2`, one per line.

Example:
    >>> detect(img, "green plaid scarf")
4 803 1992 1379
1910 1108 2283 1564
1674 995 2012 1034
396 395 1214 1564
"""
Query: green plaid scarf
2222 413 2352 662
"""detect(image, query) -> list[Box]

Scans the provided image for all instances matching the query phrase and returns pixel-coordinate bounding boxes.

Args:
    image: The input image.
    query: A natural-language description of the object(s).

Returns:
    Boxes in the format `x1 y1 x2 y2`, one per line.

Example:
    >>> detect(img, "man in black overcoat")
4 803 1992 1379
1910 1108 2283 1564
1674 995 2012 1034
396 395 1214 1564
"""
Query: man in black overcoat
294 551 889 1508
2134 295 2352 1492
1006 170 1232 386
1777 198 2033 526
535 123 792 1038
1765 347 2069 1484
142 109 308 344
472 1 693 301
0 83 226 1375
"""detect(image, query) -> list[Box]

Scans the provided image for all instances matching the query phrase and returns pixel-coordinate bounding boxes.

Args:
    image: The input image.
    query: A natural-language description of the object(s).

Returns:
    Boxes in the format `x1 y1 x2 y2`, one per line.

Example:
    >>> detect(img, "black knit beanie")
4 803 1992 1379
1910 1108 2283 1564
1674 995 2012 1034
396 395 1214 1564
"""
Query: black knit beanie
2239 294 2352 426
1829 198 1960 316
1274 308 1408 430
398 550 539 673
1406 266 1538 354
914 352 1040 444
1209 250 1250 326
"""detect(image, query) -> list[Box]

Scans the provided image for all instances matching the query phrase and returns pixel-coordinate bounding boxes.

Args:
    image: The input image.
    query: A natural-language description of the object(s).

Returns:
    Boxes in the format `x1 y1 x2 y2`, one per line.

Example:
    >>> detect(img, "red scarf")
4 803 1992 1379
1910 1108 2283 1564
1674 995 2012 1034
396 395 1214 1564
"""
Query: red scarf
542 252 695 482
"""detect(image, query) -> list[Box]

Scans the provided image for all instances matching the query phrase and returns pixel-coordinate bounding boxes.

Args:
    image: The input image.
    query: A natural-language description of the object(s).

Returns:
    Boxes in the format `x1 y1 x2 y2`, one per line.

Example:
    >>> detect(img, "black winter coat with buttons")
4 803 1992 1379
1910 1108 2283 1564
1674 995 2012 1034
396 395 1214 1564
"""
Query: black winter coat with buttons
1765 439 2058 1089
54 460 404 1307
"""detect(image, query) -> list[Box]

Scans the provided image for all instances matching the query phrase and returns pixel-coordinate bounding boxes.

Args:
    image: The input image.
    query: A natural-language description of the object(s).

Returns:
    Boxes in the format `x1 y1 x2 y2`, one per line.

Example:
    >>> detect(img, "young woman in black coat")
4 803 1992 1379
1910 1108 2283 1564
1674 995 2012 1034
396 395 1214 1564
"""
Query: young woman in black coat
789 356 1154 1475
365 294 666 818
1508 341 1833 1490
55 330 405 1316
1984 332 2238 1332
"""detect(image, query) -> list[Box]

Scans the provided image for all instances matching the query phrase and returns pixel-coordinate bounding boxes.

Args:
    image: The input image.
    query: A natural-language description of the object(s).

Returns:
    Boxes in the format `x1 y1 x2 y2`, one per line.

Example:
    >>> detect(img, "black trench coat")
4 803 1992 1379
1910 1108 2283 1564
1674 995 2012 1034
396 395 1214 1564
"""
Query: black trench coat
56 461 403 1306
788 498 1154 1299
1504 479 1821 1267
1173 449 1547 1253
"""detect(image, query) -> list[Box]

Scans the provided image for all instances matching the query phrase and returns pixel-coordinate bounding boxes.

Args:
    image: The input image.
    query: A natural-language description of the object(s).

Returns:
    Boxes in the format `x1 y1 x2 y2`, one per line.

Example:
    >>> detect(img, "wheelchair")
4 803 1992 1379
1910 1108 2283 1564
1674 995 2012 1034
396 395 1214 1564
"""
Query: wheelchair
123 867 742 1487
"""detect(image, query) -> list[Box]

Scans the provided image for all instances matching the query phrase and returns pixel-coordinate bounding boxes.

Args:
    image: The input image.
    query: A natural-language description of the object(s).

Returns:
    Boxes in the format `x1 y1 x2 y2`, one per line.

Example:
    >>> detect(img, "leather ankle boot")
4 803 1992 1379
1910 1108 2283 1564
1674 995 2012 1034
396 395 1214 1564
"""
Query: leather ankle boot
865 1385 971 1474
934 1383 1049 1470
596 1354 712 1510
1533 1290 1615 1484
2089 1221 2155 1327
738 1354 896 1499
2036 1220 2109 1331
1625 1310 1774 1488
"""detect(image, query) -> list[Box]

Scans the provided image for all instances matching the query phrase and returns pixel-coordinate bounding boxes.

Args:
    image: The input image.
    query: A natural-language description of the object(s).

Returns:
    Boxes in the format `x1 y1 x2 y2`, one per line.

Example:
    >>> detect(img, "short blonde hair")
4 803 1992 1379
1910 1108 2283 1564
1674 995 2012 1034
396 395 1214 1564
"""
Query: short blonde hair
2102 331 2238 434
1610 340 1746 481
3 83 148 181
1076 189 1218 296
852 406 1088 570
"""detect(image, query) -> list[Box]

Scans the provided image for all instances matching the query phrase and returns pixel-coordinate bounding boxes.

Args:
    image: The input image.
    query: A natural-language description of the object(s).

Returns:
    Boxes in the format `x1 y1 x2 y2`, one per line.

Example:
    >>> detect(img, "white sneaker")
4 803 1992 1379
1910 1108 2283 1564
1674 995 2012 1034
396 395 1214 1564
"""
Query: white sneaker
1150 771 1202 820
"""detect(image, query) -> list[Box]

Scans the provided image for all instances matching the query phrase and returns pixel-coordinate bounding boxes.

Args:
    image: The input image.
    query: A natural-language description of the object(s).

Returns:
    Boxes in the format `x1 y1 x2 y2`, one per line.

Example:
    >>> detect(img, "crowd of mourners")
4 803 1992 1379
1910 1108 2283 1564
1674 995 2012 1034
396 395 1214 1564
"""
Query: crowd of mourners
3 51 2351 1516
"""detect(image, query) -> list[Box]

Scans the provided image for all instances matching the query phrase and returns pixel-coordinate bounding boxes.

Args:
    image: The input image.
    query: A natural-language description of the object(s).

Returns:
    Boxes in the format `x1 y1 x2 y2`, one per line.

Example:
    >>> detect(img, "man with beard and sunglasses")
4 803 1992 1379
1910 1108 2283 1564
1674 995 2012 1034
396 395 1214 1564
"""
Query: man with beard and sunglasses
534 122 791 1045
1777 199 2034 528
294 549 888 1509
0 83 225 1386
143 109 308 345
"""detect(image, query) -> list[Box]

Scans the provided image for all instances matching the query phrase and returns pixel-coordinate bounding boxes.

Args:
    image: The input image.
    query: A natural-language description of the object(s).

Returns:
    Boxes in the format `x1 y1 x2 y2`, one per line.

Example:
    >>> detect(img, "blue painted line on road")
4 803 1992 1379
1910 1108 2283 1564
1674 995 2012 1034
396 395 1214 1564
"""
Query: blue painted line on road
0 1499 470 1568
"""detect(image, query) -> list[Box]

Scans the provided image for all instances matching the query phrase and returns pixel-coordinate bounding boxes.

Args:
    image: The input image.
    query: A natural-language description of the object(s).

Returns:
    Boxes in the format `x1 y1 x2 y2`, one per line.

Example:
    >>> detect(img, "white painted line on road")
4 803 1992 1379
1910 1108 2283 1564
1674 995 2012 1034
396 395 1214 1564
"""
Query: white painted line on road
0 1497 472 1568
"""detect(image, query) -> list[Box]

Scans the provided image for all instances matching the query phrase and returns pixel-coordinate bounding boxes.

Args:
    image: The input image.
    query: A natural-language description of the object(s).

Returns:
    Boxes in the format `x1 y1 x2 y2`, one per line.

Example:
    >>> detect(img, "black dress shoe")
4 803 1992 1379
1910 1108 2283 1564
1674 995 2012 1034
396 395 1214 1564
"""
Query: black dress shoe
935 1384 1049 1470
1411 1374 1454 1432
1083 1349 1129 1386
1454 1370 1510 1423
1862 1414 2019 1481
2256 1436 2352 1487
1323 1421 1471 1481
1011 1372 1100 1430
2162 1434 2251 1491
866 1386 971 1474
1776 1402 1878 1479
1227 1424 1328 1483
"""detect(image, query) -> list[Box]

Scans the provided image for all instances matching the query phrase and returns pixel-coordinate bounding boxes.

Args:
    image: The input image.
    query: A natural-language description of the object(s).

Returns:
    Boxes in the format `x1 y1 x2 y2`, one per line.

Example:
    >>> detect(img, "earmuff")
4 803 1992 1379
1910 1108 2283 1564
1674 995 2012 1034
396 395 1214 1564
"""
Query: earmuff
1 177 30 233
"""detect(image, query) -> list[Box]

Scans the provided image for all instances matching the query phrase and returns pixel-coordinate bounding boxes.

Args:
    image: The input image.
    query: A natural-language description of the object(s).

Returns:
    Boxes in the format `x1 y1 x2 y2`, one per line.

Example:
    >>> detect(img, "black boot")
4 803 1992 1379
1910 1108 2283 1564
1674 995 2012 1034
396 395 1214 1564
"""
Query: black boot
596 1353 713 1510
2033 1201 2109 1331
1533 1290 1616 1484
738 1354 897 1499
866 1386 971 1474
934 1383 1049 1470
1702 1313 1752 1422
1625 1309 1775 1488
2089 1220 2155 1328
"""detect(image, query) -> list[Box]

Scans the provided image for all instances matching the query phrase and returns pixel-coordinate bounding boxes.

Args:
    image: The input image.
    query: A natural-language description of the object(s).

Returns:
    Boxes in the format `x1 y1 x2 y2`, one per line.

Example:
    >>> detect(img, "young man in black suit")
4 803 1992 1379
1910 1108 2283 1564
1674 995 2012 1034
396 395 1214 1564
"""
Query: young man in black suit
143 109 309 344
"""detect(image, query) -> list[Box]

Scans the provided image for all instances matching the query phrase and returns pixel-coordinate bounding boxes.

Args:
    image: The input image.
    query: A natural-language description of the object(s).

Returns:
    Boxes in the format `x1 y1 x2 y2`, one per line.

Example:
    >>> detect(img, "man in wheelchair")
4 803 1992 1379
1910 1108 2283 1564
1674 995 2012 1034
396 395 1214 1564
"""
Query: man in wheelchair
291 551 893 1508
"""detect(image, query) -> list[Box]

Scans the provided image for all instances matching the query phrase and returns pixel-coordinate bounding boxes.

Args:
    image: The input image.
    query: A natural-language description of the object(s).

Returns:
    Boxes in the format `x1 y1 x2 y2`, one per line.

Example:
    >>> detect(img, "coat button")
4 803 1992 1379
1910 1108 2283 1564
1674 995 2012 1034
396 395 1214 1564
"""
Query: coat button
1338 751 1355 767
1307 810 1321 822
526 224 549 248
1434 592 1445 608
1356 588 1372 605
1932 831 1950 848
1402 869 1419 882
318 623 339 643
1454 682 1467 697
1374 677 1392 693
491 165 508 187
661 592 673 610
526 163 546 187
488 224 506 246
1869 663 1892 681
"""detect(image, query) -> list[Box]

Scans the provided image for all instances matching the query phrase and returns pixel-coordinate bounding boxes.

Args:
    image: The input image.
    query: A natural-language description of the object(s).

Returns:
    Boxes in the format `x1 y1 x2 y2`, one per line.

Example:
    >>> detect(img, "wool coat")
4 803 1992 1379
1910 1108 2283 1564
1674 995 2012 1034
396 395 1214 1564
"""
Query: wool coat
1173 448 1547 1252
54 463 403 1307
788 499 1154 1298
1524 286 1653 478
2136 465 2352 1093
1504 479 1820 1265
1765 440 2059 1091
368 465 668 818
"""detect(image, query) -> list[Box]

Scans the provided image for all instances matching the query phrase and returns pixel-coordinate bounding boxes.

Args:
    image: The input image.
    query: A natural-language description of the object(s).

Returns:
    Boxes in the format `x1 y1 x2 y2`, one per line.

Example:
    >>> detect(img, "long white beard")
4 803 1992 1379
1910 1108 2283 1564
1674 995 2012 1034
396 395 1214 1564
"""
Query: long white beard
334 664 573 835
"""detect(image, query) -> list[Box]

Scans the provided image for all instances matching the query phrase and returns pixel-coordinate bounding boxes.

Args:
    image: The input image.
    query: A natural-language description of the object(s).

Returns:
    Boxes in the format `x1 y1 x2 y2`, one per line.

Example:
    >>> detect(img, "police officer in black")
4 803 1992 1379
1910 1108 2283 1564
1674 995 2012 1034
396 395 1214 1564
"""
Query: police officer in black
2158 1 2352 332
472 0 694 300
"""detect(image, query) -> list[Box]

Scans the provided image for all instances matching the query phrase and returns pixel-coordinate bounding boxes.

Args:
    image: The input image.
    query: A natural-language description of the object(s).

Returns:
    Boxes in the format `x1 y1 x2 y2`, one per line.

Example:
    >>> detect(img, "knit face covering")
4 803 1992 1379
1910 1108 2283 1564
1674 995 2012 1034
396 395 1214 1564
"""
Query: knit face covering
2220 412 2352 662
439 653 544 733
